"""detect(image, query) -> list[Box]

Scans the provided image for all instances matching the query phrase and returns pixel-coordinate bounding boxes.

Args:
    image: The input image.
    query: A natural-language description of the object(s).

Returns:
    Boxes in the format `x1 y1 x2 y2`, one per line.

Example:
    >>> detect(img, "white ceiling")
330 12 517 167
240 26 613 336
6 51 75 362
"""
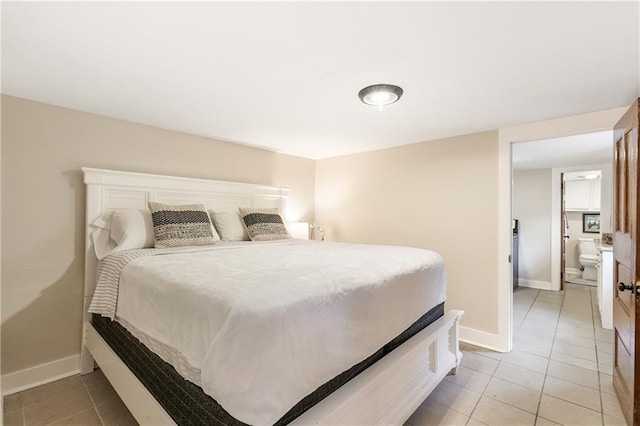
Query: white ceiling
512 131 613 170
2 2 639 160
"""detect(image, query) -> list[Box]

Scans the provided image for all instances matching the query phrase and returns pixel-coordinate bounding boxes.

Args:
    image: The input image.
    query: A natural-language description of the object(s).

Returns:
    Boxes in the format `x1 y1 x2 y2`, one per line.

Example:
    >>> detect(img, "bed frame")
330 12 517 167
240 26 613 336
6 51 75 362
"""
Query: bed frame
81 167 463 425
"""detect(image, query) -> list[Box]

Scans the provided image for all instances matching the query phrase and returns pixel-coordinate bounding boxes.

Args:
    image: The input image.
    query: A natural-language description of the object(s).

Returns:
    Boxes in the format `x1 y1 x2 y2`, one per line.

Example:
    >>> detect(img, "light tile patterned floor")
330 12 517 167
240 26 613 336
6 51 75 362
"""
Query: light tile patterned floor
406 284 626 426
3 369 136 426
3 284 626 425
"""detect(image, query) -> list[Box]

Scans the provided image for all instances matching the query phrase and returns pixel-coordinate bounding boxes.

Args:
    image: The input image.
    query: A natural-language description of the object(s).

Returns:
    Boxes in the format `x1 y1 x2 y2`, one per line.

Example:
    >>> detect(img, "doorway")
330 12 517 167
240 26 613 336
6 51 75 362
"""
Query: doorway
562 169 604 287
509 131 617 365
511 132 613 294
497 106 626 353
493 107 629 422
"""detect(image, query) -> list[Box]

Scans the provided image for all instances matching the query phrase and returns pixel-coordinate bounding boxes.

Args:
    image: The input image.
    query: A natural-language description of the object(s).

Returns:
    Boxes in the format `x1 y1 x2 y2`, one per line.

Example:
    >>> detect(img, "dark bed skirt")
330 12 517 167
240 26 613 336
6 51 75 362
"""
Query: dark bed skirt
92 302 445 426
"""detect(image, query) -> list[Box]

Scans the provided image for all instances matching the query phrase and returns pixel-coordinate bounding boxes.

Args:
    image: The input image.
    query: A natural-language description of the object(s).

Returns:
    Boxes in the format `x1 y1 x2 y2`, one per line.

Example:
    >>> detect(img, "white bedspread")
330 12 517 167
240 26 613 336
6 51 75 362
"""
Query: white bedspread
106 240 445 425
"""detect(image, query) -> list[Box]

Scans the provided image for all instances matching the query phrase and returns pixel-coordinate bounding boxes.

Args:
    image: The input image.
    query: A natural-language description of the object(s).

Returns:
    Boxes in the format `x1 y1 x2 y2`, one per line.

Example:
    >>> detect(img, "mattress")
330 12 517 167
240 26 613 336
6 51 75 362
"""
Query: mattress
92 302 444 425
90 240 446 425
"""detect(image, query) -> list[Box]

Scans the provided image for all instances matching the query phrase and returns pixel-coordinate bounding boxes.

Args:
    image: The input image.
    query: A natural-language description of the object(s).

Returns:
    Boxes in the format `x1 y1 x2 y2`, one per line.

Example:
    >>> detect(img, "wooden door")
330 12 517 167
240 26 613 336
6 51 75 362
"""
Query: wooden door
613 98 639 425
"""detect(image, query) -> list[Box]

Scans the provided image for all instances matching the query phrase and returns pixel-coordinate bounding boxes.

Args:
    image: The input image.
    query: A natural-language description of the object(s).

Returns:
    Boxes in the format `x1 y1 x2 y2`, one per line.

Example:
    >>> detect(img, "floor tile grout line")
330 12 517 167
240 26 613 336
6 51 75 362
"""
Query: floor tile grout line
465 364 495 424
552 285 612 421
516 285 612 421
491 285 619 425
42 407 98 426
533 285 563 423
80 377 107 426
440 372 488 421
498 288 547 422
457 332 505 424
429 396 474 422
590 286 608 426
479 380 541 417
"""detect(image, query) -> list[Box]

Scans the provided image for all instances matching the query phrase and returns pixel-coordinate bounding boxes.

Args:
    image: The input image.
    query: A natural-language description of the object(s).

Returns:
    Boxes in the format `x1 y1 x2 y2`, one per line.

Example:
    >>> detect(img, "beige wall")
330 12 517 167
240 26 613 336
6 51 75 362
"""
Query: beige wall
0 95 315 374
315 131 500 335
513 169 552 285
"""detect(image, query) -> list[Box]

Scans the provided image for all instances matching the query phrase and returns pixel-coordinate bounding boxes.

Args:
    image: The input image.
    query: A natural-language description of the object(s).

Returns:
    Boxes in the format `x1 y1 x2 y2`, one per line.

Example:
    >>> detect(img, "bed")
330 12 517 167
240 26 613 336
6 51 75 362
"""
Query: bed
81 167 463 425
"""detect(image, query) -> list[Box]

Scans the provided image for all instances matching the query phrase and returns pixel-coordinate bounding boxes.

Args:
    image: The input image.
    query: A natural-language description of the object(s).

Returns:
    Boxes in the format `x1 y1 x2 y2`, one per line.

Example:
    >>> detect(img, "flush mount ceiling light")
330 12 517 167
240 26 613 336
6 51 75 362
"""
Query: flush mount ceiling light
358 84 403 107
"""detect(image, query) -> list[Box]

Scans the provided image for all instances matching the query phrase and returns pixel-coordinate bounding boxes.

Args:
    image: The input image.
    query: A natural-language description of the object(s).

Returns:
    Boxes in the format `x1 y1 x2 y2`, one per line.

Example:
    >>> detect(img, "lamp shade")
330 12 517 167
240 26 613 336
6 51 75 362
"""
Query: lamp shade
286 222 310 239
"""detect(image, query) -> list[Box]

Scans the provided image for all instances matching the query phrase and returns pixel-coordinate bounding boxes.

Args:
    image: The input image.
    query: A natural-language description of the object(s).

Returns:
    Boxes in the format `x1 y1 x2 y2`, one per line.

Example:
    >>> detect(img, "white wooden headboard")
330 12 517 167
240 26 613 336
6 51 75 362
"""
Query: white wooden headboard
81 167 288 370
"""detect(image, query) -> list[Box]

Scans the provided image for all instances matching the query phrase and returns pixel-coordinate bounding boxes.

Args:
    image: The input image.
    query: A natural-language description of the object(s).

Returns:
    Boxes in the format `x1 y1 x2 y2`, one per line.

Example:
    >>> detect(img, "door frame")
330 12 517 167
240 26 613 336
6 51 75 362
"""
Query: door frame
551 164 610 291
496 107 626 352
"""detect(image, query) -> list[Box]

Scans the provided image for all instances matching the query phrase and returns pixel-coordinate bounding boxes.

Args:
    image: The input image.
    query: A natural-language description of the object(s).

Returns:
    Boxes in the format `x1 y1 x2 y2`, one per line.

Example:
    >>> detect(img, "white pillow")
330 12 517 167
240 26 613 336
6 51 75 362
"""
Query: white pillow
210 211 250 241
89 209 155 260
90 212 116 260
111 209 156 251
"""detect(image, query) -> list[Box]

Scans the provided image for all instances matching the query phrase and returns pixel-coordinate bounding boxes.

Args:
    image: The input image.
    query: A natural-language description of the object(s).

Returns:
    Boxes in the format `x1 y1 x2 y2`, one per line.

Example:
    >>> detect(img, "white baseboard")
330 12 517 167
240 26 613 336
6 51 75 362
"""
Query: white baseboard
2 355 80 395
459 326 506 353
565 268 581 276
518 279 552 290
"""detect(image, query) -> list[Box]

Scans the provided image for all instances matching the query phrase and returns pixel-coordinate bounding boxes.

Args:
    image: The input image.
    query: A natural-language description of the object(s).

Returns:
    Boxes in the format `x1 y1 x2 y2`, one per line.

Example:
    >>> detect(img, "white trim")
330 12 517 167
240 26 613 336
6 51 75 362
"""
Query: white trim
498 107 626 355
82 167 289 195
565 267 581 276
496 127 513 353
459 326 505 353
598 249 614 330
1 355 80 395
518 279 553 290
550 167 561 292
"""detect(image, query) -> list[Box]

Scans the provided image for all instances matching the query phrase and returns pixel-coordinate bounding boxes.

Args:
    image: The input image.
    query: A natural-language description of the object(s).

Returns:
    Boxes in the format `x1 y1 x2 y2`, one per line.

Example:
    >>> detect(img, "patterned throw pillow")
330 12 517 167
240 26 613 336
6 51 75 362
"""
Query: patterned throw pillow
238 207 291 241
148 202 217 248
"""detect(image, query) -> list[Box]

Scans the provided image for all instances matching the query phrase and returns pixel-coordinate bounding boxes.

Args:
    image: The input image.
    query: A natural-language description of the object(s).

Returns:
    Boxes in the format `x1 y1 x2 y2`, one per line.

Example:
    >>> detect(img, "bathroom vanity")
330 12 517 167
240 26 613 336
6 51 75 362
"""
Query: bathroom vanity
596 245 613 329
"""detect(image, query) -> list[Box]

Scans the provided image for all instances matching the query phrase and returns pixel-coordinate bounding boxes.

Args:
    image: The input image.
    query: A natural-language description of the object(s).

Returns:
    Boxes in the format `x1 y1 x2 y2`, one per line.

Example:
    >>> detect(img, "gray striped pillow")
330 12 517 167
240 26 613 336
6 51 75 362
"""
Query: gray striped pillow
148 202 217 248
239 207 291 241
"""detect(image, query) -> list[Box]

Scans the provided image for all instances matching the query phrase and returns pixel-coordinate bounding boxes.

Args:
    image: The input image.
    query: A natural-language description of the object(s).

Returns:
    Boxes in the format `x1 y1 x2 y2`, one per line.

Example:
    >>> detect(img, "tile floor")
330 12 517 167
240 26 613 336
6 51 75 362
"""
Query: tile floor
3 369 136 426
2 284 625 426
406 284 625 426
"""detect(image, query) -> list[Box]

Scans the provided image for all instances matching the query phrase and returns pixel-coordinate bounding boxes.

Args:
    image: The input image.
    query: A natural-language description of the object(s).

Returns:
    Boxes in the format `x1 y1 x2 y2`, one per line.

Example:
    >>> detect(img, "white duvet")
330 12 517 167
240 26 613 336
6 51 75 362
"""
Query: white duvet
112 240 446 425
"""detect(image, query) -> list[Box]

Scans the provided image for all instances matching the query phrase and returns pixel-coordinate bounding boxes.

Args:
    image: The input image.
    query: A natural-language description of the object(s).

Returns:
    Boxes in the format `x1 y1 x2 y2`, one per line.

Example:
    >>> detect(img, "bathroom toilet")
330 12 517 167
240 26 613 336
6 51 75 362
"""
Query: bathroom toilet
578 238 598 281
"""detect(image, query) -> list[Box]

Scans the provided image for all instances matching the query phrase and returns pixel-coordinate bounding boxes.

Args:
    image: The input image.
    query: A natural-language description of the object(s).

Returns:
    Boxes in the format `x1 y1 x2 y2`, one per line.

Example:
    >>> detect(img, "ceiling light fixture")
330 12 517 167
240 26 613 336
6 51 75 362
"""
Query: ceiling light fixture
358 84 403 107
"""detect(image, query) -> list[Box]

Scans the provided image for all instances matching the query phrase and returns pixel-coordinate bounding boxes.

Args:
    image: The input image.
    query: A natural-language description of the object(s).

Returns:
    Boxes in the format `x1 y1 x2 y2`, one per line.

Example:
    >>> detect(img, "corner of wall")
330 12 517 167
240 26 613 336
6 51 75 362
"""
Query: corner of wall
459 327 506 353
1 355 80 396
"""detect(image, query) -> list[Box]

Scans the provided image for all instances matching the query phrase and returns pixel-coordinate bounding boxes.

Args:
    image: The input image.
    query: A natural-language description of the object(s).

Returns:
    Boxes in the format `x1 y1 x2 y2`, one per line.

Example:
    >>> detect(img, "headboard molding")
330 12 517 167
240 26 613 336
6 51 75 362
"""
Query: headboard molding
83 167 288 220
81 167 289 372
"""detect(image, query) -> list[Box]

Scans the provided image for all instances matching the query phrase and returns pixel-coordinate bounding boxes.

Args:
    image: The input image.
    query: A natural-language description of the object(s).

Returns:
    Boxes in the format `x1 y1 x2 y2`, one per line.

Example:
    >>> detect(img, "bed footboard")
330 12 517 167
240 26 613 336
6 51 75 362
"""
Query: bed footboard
84 310 463 426
291 309 464 425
